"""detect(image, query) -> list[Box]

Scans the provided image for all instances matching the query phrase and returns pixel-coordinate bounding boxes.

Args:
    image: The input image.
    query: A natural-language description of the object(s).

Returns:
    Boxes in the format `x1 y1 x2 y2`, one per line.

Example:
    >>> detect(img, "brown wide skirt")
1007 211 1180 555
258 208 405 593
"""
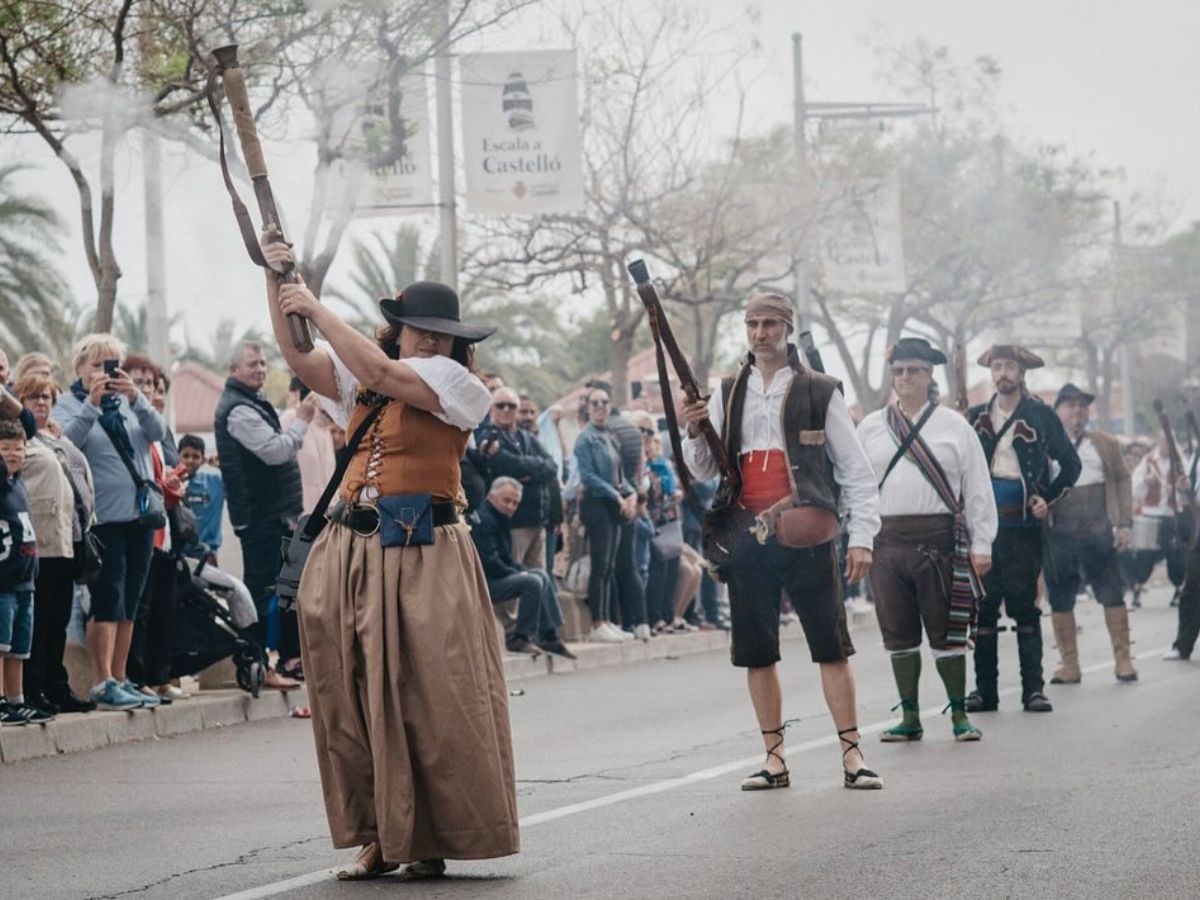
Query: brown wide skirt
297 520 520 863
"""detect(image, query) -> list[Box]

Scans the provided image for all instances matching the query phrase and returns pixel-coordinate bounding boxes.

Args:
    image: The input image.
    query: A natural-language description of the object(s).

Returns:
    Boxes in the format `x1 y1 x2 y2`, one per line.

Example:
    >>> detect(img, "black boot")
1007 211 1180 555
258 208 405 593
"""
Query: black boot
1016 623 1052 712
967 628 999 712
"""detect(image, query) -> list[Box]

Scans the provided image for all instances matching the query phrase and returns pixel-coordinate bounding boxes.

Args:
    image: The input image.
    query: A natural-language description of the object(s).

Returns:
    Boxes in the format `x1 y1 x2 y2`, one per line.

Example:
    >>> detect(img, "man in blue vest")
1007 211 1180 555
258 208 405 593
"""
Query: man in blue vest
213 341 311 689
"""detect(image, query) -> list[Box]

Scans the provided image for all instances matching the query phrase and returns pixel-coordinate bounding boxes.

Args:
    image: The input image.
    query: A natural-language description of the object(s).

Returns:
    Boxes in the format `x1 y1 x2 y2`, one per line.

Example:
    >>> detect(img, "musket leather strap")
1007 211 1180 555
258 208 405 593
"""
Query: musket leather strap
205 66 269 270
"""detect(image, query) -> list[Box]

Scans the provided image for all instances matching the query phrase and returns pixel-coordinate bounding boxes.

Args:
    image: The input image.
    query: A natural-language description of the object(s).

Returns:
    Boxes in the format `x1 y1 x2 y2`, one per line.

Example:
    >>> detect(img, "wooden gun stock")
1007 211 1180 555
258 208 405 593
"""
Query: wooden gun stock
211 45 313 352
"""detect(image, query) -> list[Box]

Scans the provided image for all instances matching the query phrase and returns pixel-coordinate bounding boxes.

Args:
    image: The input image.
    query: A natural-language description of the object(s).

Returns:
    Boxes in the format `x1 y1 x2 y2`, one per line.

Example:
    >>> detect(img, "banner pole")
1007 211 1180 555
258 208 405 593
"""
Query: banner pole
435 0 458 291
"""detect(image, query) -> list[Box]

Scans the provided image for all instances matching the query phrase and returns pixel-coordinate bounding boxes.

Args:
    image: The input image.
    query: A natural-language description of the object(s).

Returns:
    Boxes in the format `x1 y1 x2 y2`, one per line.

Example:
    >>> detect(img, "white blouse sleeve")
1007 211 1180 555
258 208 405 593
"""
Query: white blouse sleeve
399 356 491 431
313 340 359 429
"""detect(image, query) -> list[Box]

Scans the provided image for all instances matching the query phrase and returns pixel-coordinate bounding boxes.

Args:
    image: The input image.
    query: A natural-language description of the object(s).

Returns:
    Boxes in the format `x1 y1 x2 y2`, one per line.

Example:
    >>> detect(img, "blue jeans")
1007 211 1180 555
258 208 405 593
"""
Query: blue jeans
236 520 298 658
489 569 564 640
0 591 34 658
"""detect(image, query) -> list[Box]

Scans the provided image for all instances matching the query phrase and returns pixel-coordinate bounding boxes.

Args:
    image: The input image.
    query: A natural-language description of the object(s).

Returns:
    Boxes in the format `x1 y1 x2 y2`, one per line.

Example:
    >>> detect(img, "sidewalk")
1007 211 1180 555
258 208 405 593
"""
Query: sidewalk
0 605 878 765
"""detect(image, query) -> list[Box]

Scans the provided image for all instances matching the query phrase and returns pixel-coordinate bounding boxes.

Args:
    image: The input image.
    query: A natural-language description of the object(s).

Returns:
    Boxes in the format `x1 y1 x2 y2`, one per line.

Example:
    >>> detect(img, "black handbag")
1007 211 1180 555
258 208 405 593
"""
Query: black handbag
276 403 385 610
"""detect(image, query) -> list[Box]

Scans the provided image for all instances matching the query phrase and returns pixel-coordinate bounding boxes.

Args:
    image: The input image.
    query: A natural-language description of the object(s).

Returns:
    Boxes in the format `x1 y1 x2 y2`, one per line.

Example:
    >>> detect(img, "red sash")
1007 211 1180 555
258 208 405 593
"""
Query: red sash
738 450 791 514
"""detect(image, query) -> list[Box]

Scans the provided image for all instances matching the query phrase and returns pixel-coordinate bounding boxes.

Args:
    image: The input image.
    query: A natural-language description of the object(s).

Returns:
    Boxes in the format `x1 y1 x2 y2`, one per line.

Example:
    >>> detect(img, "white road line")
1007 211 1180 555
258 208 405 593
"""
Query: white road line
213 644 1171 900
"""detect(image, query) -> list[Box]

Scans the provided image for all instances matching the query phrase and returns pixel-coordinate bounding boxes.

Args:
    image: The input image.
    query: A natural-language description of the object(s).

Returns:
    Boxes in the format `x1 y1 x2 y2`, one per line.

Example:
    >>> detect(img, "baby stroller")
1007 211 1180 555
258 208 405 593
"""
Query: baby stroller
170 551 266 697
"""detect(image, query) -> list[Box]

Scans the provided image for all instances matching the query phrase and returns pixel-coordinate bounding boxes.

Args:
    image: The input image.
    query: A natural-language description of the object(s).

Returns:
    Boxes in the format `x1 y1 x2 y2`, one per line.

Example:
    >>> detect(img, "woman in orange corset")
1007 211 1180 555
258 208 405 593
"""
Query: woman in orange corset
261 243 518 882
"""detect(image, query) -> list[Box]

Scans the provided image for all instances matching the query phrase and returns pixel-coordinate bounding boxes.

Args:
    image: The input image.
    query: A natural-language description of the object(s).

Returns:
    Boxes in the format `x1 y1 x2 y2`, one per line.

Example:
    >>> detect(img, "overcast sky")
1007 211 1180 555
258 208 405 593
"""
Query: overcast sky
8 0 1200 373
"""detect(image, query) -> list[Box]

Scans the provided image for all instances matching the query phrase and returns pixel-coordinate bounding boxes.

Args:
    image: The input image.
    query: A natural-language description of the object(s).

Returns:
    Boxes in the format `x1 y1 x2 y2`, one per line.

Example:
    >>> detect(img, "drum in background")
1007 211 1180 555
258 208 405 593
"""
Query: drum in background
1131 515 1163 552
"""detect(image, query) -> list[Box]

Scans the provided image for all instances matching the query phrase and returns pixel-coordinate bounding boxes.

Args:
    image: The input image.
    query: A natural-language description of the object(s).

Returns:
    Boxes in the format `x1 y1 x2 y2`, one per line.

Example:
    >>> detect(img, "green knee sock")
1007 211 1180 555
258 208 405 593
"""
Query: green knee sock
935 654 970 725
889 651 922 725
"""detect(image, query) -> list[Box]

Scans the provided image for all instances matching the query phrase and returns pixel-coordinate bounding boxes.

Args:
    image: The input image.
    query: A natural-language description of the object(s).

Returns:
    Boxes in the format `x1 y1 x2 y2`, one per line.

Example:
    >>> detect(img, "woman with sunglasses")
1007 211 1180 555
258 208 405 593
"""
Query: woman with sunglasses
573 388 637 642
262 241 518 883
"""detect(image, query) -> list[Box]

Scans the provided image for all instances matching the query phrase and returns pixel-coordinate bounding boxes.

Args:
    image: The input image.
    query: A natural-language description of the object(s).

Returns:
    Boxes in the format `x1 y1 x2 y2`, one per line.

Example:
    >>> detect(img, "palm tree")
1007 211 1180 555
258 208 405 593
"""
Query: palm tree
178 317 277 374
0 164 75 361
323 224 432 327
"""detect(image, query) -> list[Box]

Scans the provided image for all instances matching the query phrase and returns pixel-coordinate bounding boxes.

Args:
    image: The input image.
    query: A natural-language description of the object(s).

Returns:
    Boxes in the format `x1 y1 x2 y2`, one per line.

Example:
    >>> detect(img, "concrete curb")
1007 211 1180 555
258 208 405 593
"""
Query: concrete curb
2 607 878 764
0 687 308 765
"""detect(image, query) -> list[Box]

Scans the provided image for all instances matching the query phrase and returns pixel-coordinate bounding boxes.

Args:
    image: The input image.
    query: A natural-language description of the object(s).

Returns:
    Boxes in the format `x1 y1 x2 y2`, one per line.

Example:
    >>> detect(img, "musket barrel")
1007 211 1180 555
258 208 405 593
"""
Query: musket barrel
210 43 313 352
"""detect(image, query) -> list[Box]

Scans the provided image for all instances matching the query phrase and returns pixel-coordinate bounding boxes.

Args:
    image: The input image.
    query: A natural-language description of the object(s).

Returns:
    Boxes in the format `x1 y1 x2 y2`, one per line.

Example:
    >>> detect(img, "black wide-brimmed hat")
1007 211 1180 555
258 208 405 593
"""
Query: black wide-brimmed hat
378 281 496 342
1054 382 1095 408
887 336 947 366
978 344 1044 370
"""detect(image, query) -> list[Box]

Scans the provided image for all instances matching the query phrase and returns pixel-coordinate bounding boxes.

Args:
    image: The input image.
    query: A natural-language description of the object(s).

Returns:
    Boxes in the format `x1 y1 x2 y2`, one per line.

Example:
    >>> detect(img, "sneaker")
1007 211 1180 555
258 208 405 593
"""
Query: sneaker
633 623 652 642
1163 648 1188 661
589 625 626 644
89 679 143 711
46 689 96 713
157 685 190 700
123 682 160 707
603 623 633 641
28 692 60 715
15 702 55 725
0 699 29 726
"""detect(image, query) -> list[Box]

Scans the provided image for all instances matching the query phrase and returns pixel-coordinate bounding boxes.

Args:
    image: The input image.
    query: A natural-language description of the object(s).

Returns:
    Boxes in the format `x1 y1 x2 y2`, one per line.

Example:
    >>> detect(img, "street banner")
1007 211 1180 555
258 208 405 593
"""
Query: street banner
459 50 584 215
819 176 907 294
342 70 434 216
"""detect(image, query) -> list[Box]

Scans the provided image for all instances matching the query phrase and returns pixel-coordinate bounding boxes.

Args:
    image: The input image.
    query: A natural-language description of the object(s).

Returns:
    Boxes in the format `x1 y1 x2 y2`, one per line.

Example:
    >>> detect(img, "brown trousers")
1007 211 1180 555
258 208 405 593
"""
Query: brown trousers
298 521 520 863
870 514 956 652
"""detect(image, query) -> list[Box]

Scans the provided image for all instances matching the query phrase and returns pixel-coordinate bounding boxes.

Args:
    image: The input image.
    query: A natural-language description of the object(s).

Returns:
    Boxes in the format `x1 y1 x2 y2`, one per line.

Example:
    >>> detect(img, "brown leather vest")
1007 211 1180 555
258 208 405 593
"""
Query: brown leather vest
340 399 468 504
712 348 840 515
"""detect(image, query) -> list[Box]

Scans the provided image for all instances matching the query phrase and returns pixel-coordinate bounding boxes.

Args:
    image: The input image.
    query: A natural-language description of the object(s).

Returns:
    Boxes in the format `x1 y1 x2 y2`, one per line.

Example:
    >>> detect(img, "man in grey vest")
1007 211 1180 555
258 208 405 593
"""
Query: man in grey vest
214 341 311 689
681 293 883 792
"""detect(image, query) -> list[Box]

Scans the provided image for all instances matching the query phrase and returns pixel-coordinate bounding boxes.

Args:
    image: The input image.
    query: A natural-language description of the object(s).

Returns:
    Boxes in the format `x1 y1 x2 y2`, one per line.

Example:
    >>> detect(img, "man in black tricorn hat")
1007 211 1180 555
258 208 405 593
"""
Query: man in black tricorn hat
857 337 997 743
966 345 1080 713
1045 384 1137 684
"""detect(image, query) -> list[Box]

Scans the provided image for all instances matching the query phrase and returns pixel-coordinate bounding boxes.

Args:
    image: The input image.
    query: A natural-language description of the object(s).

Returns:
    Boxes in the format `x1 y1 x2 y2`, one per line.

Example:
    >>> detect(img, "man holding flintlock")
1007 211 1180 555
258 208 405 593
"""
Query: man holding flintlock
681 293 884 793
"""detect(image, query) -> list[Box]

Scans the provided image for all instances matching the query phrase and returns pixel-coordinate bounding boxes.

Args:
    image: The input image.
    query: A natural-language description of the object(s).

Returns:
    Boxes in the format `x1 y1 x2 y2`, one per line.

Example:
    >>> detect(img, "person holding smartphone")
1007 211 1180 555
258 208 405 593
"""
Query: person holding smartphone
52 333 166 711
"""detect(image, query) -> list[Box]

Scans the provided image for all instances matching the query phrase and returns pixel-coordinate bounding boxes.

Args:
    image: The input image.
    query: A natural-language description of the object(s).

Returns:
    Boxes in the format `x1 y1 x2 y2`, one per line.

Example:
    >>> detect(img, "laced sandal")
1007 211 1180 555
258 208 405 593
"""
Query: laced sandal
335 842 400 880
741 725 791 791
839 727 883 790
942 698 982 742
880 699 923 742
398 858 447 881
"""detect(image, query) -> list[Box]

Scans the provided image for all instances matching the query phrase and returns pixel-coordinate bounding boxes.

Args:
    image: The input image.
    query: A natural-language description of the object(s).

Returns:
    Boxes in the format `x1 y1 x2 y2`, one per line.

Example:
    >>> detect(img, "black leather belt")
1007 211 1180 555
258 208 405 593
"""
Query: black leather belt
329 500 459 537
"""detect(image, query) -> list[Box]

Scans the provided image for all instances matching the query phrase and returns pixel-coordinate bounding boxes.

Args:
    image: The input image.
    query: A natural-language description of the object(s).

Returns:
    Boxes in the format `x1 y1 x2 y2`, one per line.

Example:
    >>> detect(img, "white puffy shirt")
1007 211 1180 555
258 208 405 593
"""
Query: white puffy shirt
857 403 998 556
314 339 490 433
681 364 881 550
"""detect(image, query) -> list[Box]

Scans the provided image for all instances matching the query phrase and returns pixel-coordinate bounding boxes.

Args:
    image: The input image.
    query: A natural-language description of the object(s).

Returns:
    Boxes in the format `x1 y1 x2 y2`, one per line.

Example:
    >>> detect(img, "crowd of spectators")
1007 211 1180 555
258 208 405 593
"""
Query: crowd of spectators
5 332 1181 728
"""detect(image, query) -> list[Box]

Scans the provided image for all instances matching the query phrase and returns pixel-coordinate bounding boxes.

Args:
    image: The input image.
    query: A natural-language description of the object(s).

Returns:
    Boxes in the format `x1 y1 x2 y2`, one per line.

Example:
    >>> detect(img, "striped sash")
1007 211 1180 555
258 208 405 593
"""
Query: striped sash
884 404 984 647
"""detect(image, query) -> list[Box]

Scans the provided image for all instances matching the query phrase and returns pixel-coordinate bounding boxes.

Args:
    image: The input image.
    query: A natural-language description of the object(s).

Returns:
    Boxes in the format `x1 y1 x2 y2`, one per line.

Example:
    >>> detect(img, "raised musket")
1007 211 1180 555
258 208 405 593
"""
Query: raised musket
208 44 313 351
953 343 969 415
627 259 735 489
1154 399 1194 549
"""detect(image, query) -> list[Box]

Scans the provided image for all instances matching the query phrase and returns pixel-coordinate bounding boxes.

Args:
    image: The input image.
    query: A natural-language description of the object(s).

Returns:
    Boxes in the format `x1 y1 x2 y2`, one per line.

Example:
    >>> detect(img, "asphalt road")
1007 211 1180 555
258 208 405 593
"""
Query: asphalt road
3 588 1197 900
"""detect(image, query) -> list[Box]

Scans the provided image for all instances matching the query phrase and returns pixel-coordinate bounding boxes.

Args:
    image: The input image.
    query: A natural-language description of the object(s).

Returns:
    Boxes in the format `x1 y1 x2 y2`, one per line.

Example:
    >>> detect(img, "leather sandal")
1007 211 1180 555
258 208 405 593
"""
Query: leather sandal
741 725 791 791
398 858 447 881
839 727 883 790
335 842 400 880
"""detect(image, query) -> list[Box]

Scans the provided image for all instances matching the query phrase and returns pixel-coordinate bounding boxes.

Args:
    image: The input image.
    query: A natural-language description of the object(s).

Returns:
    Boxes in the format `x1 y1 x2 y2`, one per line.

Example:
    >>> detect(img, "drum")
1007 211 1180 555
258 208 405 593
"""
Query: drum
1131 515 1162 552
